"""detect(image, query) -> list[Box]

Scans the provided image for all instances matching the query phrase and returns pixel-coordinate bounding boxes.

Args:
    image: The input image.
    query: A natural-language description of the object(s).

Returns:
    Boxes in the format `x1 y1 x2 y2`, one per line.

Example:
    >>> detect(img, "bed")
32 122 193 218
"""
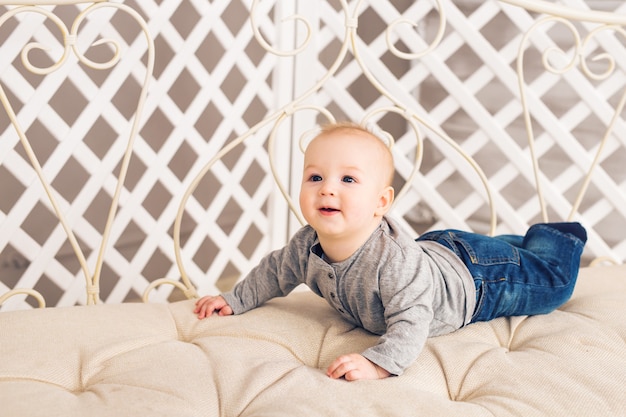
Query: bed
1 0 625 416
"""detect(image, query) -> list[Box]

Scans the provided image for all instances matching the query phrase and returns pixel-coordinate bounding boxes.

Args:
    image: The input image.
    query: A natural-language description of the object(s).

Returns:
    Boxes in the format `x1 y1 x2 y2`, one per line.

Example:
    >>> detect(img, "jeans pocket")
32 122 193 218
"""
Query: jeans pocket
448 231 521 266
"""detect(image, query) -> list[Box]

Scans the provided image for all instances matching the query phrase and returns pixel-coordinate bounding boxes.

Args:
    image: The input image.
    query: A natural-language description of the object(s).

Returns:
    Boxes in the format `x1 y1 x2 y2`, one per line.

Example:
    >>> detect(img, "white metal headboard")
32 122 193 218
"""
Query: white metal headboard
1 0 625 310
0 0 154 307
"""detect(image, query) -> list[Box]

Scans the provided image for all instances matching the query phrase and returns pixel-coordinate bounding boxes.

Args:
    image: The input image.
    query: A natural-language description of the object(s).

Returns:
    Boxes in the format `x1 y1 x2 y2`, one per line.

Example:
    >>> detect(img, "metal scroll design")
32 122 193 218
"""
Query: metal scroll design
144 0 497 302
506 0 626 264
516 11 626 260
0 1 154 308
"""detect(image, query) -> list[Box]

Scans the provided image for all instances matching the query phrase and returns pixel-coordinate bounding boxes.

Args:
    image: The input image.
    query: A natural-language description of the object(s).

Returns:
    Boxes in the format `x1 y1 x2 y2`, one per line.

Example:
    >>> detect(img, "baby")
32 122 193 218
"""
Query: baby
194 122 586 381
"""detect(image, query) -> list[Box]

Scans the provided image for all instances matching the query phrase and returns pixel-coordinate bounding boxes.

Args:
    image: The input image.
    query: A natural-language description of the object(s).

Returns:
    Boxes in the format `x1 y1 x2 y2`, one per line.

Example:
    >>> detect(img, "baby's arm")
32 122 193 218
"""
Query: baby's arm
326 353 391 381
194 295 233 319
194 234 306 319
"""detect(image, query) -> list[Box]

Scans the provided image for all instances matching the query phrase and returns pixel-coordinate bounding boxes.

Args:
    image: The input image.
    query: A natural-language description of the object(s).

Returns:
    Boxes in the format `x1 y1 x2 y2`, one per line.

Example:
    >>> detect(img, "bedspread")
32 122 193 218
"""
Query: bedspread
1 264 625 417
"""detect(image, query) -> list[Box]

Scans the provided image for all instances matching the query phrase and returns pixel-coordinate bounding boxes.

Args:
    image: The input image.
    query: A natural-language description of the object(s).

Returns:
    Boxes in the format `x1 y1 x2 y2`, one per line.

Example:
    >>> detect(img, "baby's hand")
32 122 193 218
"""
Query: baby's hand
194 295 233 319
326 353 391 381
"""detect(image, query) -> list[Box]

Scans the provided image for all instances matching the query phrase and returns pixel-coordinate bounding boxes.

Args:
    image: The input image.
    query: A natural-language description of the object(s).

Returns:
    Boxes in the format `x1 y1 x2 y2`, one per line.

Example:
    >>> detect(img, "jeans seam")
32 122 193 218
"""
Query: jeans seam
532 224 585 246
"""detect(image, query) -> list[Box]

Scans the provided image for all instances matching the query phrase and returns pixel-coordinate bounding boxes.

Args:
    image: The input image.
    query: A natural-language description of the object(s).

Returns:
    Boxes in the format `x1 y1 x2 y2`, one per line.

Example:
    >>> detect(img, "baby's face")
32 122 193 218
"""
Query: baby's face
299 130 392 243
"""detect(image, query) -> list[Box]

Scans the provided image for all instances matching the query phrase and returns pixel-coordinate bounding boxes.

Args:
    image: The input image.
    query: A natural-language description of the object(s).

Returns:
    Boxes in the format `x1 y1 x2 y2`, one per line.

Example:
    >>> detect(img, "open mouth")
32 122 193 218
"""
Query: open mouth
320 207 339 213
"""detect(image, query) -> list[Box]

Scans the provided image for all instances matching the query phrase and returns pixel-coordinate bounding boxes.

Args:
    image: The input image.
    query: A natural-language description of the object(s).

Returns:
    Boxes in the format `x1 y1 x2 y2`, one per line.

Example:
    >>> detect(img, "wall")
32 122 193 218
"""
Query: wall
1 0 625 310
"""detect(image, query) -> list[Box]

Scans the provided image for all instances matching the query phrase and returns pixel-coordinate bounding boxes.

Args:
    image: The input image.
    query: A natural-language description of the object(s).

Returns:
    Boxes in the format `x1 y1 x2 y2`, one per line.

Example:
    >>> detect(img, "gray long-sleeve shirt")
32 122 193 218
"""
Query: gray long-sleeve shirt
222 216 475 375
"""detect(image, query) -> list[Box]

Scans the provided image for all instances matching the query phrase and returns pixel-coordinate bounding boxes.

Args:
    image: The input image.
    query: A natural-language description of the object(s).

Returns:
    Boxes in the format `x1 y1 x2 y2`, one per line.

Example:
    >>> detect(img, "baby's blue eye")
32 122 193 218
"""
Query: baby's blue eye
310 175 322 182
342 176 356 183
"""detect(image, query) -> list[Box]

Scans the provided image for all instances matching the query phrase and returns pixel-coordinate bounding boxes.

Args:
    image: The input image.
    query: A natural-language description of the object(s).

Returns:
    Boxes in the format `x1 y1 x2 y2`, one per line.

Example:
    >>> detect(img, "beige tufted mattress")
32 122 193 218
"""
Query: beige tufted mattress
1 0 626 415
1 263 625 417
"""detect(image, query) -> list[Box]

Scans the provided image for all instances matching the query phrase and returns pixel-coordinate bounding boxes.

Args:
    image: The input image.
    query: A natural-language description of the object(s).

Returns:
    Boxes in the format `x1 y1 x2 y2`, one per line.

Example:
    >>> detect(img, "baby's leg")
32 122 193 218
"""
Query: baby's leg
470 223 586 322
521 223 587 270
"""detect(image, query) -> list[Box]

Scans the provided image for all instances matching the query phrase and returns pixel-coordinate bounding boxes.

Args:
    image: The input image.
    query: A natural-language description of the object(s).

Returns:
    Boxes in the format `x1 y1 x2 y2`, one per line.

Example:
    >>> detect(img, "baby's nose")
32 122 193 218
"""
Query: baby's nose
319 181 336 195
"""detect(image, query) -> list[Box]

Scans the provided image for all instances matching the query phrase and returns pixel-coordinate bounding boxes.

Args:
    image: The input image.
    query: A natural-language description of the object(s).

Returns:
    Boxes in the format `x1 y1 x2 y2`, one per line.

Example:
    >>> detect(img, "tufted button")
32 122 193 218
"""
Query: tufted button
330 292 336 299
328 272 334 279
338 308 345 313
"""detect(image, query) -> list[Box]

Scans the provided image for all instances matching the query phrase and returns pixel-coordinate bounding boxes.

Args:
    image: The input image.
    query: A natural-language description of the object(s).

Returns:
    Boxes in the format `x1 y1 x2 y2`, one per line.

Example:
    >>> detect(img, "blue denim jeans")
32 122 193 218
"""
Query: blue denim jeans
417 223 587 323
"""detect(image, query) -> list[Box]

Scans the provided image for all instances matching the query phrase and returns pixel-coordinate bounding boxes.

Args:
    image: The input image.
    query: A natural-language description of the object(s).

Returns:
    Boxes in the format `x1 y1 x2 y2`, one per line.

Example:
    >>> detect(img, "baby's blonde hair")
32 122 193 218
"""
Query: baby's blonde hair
315 121 395 187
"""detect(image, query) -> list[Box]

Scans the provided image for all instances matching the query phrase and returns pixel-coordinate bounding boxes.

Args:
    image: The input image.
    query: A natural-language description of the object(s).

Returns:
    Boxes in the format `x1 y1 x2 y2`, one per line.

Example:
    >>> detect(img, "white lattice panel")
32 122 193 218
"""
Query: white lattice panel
271 0 626 265
0 0 283 310
1 0 625 311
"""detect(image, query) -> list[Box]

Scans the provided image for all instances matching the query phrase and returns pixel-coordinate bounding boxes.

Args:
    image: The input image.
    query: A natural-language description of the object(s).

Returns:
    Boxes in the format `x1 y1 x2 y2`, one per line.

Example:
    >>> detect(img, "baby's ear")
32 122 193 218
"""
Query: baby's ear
376 186 395 215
